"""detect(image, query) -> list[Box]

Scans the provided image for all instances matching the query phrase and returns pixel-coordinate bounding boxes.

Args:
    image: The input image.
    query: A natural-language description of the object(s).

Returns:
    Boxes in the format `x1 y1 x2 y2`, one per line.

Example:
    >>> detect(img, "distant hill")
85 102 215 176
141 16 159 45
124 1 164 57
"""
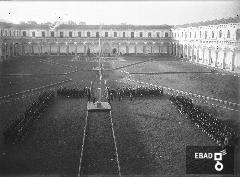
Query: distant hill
174 16 240 28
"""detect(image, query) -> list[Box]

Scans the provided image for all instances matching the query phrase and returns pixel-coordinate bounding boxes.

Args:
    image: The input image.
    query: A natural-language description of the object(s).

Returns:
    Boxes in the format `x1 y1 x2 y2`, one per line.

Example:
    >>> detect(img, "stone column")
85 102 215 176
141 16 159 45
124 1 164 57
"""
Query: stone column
75 45 77 55
202 48 205 64
66 45 69 55
215 50 218 67
230 51 235 71
118 44 120 55
4 44 7 60
196 48 199 63
222 51 226 69
208 49 211 65
12 44 15 57
57 45 60 56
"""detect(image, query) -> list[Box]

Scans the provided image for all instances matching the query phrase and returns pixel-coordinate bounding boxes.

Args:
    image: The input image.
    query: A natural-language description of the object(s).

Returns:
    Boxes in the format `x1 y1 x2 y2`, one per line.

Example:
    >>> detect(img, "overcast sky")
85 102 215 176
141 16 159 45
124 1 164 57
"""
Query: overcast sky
0 1 239 25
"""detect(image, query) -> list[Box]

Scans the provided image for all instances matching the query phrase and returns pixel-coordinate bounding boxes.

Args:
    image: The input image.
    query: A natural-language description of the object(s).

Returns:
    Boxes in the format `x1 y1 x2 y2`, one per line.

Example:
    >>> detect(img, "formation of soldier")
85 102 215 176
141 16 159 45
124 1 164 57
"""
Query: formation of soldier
170 95 238 148
107 86 164 102
57 87 89 98
3 91 55 144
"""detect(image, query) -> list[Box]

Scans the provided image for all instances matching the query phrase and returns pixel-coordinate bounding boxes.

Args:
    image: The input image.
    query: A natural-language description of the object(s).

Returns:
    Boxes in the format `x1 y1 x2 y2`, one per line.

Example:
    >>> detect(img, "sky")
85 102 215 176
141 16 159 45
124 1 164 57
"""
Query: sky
0 1 239 25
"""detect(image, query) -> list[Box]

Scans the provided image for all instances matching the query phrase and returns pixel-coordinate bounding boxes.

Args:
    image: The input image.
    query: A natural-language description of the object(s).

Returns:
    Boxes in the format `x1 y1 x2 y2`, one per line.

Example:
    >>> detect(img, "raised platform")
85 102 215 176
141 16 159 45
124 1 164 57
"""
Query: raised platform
87 101 111 111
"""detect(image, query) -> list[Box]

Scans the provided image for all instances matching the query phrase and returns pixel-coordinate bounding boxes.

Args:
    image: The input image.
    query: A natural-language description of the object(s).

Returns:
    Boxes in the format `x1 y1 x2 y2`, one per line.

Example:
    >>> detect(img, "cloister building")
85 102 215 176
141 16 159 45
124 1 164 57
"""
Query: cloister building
0 22 240 71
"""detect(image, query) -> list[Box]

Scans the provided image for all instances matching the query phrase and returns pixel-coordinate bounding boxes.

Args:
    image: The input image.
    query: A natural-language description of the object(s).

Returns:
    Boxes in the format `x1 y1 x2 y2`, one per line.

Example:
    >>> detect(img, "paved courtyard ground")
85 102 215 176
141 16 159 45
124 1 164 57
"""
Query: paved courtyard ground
0 55 239 176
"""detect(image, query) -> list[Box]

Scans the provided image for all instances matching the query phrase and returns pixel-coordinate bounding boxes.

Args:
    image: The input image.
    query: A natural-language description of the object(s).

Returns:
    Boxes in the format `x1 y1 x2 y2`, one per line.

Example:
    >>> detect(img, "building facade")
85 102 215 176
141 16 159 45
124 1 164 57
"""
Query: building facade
0 22 240 71
0 24 173 60
172 23 240 71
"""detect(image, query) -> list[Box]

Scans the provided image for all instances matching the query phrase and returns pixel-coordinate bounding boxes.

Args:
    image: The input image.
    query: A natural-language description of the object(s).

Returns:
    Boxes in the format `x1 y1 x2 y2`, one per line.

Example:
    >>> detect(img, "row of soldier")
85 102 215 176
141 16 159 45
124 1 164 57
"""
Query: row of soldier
170 95 238 148
3 91 55 144
107 86 164 102
57 87 89 98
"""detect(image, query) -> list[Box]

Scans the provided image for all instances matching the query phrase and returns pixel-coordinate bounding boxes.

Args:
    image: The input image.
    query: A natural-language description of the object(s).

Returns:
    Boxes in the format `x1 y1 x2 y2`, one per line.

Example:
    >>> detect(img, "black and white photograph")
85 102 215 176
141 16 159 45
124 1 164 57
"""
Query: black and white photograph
0 0 240 176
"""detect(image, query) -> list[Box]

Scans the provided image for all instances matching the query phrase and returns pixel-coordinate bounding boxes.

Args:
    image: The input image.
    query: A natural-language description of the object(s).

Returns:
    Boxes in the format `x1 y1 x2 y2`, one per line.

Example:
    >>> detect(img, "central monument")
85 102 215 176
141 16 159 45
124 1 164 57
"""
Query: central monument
87 37 111 111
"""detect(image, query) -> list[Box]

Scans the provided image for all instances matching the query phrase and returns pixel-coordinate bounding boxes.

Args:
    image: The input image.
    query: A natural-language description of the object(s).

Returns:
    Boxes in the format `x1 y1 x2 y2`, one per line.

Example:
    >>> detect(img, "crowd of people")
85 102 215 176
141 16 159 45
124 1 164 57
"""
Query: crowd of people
170 95 238 148
107 86 164 102
57 87 90 98
3 91 55 144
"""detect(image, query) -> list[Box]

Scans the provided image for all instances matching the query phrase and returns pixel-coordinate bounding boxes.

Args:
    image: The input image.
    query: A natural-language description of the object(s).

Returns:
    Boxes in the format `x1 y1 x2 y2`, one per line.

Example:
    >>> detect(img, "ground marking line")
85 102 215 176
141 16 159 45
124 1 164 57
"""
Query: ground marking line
109 111 122 177
78 110 88 177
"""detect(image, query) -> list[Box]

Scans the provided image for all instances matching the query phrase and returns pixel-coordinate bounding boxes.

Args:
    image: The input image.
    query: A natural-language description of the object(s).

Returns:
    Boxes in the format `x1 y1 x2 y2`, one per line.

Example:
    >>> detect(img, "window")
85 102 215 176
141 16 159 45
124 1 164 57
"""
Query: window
165 32 168 37
185 32 187 39
189 32 191 38
123 32 125 38
157 32 160 38
174 33 176 38
227 30 230 38
69 31 73 37
139 32 143 37
205 31 207 39
51 31 54 37
131 32 134 38
87 32 91 37
23 31 26 37
96 32 99 38
0 30 2 36
32 31 36 37
78 32 81 37
60 32 64 38
194 32 196 38
148 32 151 38
105 32 108 37
182 32 184 38
219 30 222 38
200 31 202 38
42 31 45 37
212 31 214 38
9 31 11 36
114 32 117 37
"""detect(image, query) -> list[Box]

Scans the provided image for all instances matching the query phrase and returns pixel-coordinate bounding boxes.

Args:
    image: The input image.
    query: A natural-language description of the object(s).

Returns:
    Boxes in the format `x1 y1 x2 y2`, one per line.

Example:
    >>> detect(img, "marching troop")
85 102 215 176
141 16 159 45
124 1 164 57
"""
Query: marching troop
3 91 55 144
170 95 239 148
107 86 164 102
57 87 90 98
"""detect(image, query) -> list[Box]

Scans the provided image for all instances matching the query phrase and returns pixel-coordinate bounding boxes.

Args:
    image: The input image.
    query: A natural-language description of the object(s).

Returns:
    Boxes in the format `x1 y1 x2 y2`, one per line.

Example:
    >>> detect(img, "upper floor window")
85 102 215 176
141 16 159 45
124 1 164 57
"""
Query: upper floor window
32 31 36 37
42 31 45 37
9 31 11 36
174 33 176 38
0 30 2 36
185 32 187 39
165 32 168 37
219 30 222 38
205 31 207 39
78 32 81 37
87 32 91 37
194 32 196 38
60 31 64 38
51 31 54 37
200 31 202 38
227 30 230 38
139 32 143 37
114 32 117 37
123 32 125 38
157 32 160 38
131 32 134 38
69 31 73 37
212 31 214 38
105 32 108 37
148 32 151 38
23 31 26 37
96 32 99 38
